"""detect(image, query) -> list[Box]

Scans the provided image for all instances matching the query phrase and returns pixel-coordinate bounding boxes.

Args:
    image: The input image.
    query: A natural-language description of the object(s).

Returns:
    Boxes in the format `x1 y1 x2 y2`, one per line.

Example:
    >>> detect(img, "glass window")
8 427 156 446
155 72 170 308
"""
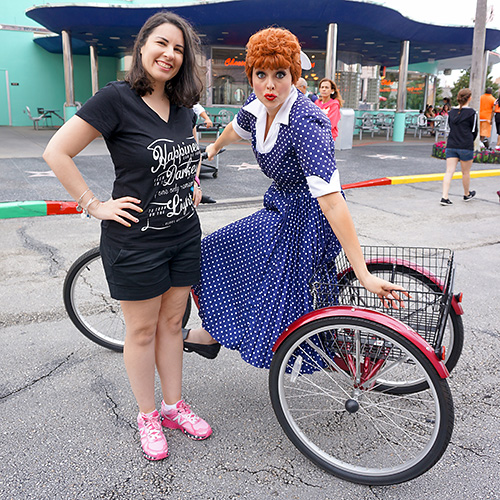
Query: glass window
211 48 252 105
302 51 325 94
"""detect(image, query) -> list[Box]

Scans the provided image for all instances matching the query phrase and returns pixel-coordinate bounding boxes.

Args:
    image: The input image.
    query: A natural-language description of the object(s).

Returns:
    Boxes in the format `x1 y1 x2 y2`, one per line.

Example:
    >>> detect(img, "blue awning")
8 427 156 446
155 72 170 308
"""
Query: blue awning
26 0 500 67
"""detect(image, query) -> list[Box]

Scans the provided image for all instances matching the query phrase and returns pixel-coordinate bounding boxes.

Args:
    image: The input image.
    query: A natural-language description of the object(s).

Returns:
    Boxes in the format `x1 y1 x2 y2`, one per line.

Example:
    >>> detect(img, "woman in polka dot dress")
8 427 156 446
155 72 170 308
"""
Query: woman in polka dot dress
185 27 405 369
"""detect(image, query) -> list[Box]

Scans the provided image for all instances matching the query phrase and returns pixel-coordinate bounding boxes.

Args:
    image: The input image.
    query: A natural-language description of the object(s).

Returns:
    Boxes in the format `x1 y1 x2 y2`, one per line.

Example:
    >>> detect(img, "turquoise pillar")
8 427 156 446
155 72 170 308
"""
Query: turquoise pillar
393 112 406 142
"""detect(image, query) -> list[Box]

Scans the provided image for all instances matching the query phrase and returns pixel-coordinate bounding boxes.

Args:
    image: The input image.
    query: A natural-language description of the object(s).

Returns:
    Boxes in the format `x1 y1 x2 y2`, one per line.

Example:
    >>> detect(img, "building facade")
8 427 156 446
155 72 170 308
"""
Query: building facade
2 0 499 128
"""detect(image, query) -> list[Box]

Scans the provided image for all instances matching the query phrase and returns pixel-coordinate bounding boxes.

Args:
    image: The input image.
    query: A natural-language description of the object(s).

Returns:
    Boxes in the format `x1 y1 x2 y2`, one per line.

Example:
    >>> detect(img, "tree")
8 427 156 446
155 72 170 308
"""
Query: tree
450 67 499 105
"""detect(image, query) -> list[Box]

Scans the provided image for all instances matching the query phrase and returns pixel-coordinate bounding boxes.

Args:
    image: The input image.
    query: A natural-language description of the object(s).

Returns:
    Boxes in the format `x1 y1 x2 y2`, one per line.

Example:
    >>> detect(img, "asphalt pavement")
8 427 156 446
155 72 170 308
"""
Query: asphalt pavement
1 126 500 500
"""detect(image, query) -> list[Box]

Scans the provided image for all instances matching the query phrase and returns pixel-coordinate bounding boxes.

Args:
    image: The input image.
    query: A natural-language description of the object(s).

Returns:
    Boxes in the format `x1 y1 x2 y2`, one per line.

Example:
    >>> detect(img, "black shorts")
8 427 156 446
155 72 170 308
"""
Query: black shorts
100 234 201 301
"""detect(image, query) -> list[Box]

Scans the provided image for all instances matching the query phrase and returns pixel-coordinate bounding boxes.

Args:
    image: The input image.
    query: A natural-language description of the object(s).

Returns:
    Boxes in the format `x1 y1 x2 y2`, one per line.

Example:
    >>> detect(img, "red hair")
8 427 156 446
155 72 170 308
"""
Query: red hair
245 27 302 85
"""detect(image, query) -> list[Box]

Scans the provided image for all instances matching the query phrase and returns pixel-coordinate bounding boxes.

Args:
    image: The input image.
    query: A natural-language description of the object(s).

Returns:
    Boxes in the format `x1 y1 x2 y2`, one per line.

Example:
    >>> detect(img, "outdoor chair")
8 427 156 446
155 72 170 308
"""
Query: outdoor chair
375 113 394 140
433 115 449 142
416 113 431 139
215 109 234 126
358 113 376 140
24 106 48 130
405 114 419 136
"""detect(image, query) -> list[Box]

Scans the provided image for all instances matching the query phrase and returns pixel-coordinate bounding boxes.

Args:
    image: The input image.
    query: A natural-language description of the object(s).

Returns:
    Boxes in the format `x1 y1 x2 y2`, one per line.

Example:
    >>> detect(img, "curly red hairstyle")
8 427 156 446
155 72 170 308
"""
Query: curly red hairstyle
245 27 302 85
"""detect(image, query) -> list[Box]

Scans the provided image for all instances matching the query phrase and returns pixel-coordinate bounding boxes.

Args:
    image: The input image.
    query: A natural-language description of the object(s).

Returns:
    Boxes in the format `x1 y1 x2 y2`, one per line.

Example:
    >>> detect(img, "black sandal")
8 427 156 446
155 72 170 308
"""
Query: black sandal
182 329 221 360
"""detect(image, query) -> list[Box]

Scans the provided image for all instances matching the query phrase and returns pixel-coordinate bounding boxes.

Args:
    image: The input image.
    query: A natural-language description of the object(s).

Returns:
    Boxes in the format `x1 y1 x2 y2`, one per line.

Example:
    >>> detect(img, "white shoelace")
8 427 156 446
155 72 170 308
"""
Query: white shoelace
142 418 163 440
175 403 199 424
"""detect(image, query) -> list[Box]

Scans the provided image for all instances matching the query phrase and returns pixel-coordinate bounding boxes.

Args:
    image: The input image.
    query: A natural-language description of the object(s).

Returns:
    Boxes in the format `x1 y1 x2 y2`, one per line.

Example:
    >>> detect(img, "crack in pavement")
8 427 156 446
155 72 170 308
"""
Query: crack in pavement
102 384 137 434
454 240 500 251
216 463 322 488
450 441 499 462
369 486 389 498
0 352 74 400
17 223 65 277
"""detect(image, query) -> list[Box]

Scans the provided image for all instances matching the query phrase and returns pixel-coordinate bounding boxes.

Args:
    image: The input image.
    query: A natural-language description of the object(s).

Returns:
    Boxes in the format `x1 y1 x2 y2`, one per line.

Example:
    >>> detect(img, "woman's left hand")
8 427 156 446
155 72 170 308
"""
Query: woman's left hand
193 184 202 207
360 273 409 309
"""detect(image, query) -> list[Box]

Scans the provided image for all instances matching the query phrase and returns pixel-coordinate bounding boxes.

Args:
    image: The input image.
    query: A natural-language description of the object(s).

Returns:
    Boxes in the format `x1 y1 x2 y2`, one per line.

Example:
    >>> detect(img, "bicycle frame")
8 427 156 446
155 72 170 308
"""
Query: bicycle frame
272 306 450 379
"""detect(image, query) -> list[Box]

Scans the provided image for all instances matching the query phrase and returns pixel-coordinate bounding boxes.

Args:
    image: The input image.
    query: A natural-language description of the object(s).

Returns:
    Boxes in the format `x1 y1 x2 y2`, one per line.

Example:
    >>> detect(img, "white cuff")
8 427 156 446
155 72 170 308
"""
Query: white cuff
306 170 341 198
232 116 252 141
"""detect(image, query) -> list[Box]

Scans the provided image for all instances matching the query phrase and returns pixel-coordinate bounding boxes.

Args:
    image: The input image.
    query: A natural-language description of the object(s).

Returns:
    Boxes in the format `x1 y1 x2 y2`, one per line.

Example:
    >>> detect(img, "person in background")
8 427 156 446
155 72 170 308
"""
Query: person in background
439 97 451 114
493 91 500 137
424 104 436 128
315 78 343 140
296 77 318 102
479 87 496 148
193 102 214 128
439 103 450 116
441 88 478 206
43 11 212 461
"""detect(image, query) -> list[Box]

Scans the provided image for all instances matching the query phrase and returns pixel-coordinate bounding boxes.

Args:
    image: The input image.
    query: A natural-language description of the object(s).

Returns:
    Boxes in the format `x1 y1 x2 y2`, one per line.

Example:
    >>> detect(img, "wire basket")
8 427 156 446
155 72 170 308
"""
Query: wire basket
310 246 455 349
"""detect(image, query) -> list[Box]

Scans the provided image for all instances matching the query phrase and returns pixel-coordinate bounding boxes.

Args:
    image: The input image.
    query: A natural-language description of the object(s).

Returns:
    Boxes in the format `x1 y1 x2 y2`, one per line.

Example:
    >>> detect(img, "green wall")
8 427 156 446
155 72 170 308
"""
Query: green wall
0 0 119 126
0 30 118 126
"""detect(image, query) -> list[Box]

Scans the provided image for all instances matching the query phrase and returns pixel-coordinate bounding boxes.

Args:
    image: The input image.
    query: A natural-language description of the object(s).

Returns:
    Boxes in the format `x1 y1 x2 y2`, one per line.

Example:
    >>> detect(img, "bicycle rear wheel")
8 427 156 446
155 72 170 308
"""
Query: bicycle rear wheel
269 316 454 485
63 247 191 352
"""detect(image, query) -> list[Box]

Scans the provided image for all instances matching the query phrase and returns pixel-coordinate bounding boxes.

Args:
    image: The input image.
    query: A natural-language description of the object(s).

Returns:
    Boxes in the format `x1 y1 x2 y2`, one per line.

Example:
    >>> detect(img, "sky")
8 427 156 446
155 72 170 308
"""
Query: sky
370 0 500 85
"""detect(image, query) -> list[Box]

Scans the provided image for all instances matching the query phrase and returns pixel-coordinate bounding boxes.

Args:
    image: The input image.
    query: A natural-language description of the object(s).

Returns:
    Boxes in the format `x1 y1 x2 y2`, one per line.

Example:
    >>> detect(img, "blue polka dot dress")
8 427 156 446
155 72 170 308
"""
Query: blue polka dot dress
193 87 343 369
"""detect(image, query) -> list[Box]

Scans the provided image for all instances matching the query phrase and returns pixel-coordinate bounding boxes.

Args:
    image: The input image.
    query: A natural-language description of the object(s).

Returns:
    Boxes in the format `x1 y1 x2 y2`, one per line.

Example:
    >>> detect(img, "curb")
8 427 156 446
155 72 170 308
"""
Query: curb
2 168 500 220
341 169 500 190
0 200 79 219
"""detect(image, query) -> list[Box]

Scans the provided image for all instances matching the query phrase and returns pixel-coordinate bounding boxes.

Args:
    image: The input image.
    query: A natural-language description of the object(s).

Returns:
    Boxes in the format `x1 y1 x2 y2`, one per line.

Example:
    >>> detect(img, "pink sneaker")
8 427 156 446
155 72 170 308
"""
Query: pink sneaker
137 410 169 461
161 400 212 440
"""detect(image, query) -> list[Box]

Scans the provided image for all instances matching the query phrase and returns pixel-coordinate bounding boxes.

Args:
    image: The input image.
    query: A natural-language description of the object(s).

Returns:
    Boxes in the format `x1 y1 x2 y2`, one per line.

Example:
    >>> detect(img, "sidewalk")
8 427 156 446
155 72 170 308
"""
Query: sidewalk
1 126 499 215
0 125 437 159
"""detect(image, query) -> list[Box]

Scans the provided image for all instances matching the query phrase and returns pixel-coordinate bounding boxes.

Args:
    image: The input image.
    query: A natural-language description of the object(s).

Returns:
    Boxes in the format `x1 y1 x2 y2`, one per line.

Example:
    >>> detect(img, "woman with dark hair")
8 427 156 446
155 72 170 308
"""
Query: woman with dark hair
182 27 405 368
315 78 343 139
43 11 212 461
441 88 478 205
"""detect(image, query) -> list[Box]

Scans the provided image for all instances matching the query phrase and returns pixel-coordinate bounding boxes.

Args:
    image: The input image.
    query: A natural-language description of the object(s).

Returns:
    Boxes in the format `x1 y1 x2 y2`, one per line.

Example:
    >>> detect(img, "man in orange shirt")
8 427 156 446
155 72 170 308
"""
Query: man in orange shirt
479 87 496 148
494 91 500 137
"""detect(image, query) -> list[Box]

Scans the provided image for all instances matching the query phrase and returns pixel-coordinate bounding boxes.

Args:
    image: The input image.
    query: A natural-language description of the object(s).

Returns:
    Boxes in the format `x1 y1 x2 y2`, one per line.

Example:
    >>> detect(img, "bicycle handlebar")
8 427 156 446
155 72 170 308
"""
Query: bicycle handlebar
200 148 225 160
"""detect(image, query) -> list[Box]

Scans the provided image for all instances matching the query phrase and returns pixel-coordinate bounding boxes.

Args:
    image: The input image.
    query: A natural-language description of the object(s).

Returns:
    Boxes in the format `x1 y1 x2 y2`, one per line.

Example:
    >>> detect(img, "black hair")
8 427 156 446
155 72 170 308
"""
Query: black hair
126 11 203 107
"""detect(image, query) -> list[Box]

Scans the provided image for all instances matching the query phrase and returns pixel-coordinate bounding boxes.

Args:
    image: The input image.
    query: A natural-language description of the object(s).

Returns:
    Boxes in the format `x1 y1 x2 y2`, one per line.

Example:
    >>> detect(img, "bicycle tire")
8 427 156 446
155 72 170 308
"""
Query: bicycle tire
269 316 454 486
339 262 464 393
63 247 191 352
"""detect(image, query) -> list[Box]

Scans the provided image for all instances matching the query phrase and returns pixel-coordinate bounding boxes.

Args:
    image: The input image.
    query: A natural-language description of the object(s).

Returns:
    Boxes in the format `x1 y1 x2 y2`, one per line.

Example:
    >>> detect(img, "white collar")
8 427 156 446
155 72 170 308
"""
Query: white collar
242 86 298 153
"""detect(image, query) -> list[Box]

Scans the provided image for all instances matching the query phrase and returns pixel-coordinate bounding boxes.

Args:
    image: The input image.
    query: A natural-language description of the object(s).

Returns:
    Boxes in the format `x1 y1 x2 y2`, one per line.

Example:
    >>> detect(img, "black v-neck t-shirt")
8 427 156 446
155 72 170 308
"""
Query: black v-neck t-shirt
76 81 201 249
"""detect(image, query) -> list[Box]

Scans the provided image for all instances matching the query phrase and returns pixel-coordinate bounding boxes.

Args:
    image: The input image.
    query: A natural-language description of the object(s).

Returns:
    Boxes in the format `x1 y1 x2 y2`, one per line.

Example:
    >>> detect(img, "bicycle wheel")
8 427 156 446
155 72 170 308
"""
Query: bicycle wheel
63 247 191 352
269 316 454 486
339 263 464 393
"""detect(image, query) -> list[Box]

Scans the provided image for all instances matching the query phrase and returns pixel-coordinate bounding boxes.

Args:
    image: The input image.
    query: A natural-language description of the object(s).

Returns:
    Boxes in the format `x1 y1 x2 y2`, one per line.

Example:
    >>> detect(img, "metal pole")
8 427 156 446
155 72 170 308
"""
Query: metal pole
470 0 487 113
396 40 409 112
481 50 489 91
5 70 12 126
423 74 430 108
206 47 213 106
90 45 99 96
61 30 75 106
393 40 409 142
325 23 337 81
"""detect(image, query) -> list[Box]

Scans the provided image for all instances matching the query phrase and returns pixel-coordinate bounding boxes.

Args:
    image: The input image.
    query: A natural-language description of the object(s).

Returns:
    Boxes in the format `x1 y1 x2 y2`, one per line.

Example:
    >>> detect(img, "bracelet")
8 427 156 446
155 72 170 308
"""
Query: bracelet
194 175 201 187
76 188 91 212
81 196 99 217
